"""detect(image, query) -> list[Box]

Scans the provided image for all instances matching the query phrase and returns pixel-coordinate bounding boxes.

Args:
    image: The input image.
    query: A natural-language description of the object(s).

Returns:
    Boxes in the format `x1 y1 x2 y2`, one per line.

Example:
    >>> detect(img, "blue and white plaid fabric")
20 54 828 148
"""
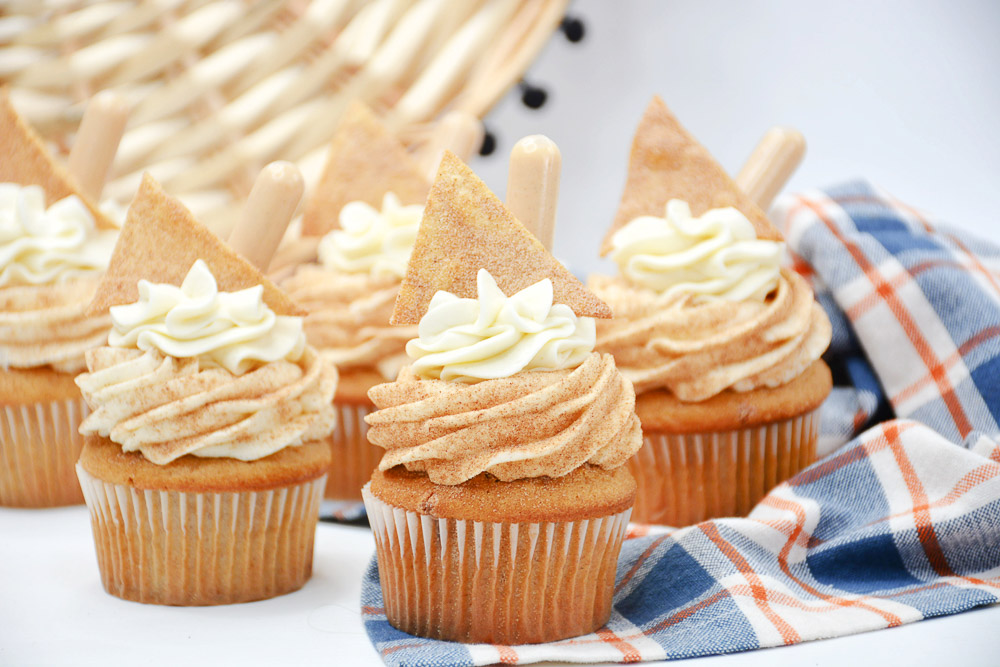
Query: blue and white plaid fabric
360 182 1000 665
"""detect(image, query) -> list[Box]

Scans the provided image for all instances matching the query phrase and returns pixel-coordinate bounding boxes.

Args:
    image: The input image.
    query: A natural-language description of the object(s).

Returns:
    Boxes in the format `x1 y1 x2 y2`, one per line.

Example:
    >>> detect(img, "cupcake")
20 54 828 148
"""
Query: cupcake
590 97 832 526
0 90 123 507
362 152 642 644
280 102 430 502
75 171 337 605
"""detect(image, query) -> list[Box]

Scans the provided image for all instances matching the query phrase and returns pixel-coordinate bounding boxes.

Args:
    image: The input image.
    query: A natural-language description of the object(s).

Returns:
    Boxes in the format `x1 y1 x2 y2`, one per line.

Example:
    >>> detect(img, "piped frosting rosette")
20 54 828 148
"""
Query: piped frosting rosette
77 260 337 464
283 193 421 379
366 269 641 484
591 199 831 400
0 183 116 372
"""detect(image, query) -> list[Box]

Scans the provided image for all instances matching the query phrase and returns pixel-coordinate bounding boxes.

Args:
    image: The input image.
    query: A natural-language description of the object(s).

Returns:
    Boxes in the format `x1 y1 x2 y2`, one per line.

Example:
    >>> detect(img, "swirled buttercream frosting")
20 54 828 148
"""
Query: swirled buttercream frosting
610 199 783 302
109 259 306 376
281 265 415 379
366 352 641 484
317 192 423 279
76 345 337 463
0 277 110 373
406 269 596 383
590 268 831 401
0 183 117 287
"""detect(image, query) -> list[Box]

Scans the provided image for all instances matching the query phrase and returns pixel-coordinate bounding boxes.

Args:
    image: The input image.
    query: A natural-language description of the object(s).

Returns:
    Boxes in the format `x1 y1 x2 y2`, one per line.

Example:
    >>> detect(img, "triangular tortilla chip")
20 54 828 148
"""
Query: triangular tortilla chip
601 96 782 255
391 152 611 325
88 174 304 317
301 100 429 237
0 88 117 231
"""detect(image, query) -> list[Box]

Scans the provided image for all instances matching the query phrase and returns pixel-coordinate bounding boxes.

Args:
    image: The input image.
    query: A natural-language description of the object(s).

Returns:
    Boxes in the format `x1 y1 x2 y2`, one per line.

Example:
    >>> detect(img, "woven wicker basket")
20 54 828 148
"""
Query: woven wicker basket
0 0 568 234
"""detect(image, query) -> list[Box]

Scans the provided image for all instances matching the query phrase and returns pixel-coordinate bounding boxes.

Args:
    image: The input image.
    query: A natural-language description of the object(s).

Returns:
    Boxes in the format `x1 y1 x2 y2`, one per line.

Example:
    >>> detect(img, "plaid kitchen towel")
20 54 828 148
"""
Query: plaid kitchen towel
360 183 1000 664
776 181 1000 445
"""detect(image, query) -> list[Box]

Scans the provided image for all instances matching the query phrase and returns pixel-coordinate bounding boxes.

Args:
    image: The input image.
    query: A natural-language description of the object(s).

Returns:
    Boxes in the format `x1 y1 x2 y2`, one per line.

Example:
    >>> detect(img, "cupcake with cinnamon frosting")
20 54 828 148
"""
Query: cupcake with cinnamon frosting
0 90 121 507
280 102 429 502
75 173 337 605
590 97 832 526
362 152 641 644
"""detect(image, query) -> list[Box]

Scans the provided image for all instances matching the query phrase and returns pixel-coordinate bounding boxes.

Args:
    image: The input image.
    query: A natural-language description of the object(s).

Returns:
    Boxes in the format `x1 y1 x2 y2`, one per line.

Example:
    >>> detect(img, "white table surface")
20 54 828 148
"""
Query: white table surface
1 506 997 667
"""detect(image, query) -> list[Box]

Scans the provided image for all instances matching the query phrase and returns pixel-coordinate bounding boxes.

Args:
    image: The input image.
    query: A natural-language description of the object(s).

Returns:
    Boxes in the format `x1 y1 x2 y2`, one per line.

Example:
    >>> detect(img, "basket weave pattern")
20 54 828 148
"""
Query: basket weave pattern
0 0 567 231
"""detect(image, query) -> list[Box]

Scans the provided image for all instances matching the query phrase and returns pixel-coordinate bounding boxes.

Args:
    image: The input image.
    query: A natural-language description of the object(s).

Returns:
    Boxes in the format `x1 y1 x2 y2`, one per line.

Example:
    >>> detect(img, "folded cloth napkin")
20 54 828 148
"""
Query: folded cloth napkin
777 180 1000 447
360 182 1000 665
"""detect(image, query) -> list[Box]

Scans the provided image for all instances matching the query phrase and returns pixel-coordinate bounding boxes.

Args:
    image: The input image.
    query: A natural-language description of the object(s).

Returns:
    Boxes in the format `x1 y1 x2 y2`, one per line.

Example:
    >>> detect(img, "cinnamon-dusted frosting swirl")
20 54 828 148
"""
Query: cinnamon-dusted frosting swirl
0 277 110 373
76 346 337 464
366 352 641 485
590 268 831 401
282 265 415 379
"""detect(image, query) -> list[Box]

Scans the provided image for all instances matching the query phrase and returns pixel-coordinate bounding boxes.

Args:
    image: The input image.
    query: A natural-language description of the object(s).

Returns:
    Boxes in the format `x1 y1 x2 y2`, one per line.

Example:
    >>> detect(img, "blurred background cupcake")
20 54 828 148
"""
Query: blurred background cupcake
75 169 338 605
0 90 125 507
278 102 481 505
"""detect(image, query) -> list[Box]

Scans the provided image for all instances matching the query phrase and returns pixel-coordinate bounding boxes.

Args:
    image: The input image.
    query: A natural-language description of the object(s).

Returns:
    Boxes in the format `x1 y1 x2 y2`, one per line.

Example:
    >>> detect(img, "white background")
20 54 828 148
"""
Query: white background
471 0 1000 277
4 2 1000 666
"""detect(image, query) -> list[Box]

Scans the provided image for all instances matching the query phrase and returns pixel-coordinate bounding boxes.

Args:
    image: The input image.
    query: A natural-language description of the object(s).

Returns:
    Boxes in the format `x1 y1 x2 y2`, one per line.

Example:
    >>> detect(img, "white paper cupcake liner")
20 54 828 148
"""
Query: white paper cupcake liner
0 396 88 507
324 402 381 501
629 407 820 526
362 483 631 644
77 464 326 606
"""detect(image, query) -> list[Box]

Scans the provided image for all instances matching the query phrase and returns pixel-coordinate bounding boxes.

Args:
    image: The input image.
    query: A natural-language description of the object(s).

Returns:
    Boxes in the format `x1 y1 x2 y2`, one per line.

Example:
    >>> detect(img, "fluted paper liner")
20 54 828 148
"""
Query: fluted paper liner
362 484 631 644
77 465 325 605
324 401 381 501
629 408 820 526
0 396 88 507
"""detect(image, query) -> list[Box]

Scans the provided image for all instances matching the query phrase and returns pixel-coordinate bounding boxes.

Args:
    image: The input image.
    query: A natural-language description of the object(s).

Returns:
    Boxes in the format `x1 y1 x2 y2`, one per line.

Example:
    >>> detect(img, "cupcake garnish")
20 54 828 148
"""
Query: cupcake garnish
0 89 122 232
0 89 126 287
602 96 789 303
88 173 303 317
601 95 781 256
301 101 430 240
392 151 610 325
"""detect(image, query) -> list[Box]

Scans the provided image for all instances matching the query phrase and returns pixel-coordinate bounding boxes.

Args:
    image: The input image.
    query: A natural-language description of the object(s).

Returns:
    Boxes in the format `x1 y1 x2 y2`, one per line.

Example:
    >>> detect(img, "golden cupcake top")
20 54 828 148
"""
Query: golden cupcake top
0 89 126 372
591 96 831 401
77 169 337 465
366 150 640 485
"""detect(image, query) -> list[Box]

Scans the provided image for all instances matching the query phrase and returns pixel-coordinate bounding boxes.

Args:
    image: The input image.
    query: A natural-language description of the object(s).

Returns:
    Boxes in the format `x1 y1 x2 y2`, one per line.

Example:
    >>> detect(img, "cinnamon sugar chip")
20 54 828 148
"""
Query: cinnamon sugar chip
600 95 782 255
0 88 116 230
87 173 304 317
391 152 611 325
301 100 429 237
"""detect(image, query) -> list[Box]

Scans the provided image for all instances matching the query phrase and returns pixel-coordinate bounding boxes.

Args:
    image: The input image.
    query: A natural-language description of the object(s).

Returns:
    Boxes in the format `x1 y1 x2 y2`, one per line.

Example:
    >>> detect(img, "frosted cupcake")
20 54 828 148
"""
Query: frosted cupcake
281 102 429 502
0 90 122 507
362 152 641 644
590 97 832 526
75 172 337 605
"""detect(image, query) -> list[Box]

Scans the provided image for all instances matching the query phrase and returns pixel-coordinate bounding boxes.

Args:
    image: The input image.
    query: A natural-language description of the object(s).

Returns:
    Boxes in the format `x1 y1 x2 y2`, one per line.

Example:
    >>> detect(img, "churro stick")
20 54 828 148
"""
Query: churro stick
67 91 129 201
735 127 806 210
505 135 561 251
418 111 484 181
229 161 305 272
